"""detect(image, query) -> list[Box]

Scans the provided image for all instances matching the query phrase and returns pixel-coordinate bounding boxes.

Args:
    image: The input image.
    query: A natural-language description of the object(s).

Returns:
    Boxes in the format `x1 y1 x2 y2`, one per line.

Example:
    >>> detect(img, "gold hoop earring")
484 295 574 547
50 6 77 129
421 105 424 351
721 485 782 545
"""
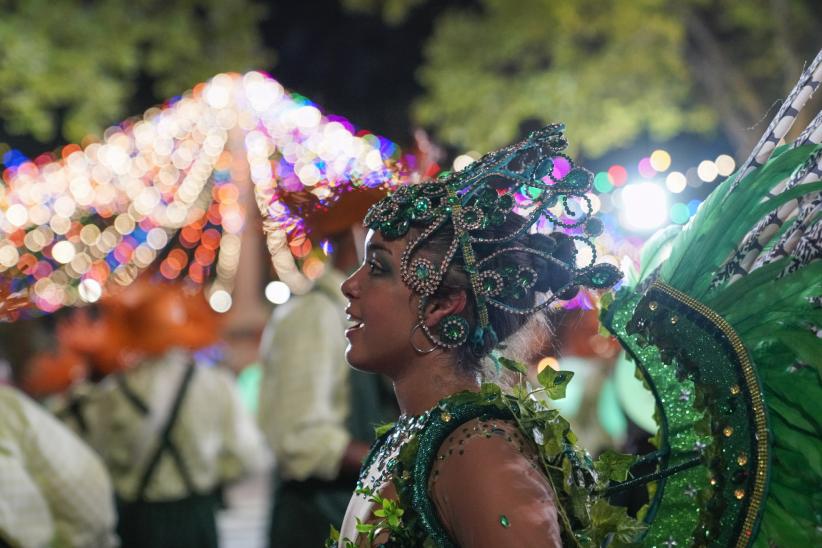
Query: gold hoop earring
410 322 437 354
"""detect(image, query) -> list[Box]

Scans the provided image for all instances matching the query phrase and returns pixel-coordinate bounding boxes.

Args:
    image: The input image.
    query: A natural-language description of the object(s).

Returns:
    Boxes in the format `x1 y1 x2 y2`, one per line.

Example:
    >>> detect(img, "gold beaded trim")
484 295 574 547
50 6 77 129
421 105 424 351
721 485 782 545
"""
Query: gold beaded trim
447 185 490 328
652 280 768 548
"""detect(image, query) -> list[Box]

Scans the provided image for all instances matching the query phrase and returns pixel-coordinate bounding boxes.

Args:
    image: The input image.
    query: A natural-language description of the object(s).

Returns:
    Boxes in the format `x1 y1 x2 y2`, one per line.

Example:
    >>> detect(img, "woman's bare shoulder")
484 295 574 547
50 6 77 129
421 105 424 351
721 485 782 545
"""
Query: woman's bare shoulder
426 417 561 547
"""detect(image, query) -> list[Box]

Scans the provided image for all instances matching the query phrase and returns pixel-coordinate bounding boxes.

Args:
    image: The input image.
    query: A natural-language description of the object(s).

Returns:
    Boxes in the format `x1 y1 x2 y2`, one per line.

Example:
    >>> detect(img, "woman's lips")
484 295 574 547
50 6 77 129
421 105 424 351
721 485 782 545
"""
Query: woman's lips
345 314 364 337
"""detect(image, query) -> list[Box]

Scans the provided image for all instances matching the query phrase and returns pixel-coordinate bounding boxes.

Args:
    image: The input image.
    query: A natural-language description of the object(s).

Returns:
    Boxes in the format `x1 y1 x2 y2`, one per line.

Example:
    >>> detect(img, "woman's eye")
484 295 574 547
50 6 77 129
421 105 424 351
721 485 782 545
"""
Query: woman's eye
368 259 384 274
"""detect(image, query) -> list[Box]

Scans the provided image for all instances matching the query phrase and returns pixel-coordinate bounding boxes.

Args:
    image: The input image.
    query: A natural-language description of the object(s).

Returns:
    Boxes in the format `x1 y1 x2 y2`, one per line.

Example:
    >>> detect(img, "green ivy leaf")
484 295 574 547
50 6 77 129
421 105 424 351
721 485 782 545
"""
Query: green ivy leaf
537 367 574 399
582 498 646 546
499 356 528 374
374 421 395 438
540 415 570 456
593 450 636 483
324 525 341 548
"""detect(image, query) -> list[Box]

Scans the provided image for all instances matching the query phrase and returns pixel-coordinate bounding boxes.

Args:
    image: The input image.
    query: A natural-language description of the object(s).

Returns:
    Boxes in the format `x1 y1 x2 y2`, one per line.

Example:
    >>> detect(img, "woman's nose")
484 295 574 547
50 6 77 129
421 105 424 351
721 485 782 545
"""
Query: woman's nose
341 270 359 299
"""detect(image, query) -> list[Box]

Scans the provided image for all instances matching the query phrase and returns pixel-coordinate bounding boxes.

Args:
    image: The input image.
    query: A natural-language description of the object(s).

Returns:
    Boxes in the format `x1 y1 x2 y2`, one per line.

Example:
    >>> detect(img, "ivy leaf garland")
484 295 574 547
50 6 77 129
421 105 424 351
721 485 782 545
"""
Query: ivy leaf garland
331 357 644 546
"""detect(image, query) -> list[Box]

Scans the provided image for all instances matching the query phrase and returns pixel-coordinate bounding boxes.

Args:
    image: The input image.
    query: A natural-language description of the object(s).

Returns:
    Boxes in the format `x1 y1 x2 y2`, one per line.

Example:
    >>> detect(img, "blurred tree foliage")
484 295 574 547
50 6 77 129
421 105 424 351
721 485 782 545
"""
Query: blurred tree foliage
343 0 427 26
346 0 821 158
0 0 273 143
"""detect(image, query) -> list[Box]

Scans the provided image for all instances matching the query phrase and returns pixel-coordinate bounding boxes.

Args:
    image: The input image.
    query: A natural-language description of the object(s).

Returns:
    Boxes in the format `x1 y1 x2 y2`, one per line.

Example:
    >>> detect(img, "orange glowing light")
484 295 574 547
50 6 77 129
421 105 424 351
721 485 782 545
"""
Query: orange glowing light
194 245 215 266
167 248 189 270
200 228 221 250
160 259 181 280
188 262 206 284
17 253 37 274
61 144 83 159
217 184 239 204
87 261 111 282
180 226 202 245
607 165 628 186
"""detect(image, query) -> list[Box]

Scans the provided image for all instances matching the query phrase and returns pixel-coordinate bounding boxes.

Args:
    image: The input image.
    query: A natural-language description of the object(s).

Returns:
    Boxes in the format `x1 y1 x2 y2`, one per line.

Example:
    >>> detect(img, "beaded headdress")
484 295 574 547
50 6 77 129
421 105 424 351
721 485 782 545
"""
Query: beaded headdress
364 124 622 354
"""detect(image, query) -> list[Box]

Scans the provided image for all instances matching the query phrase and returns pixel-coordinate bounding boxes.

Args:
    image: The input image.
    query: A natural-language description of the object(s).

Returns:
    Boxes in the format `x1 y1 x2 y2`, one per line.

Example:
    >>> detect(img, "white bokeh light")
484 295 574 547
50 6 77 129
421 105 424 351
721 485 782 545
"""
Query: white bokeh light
619 182 669 232
697 160 719 183
665 171 687 193
715 154 736 177
51 241 77 264
208 289 233 313
78 278 102 303
265 280 291 305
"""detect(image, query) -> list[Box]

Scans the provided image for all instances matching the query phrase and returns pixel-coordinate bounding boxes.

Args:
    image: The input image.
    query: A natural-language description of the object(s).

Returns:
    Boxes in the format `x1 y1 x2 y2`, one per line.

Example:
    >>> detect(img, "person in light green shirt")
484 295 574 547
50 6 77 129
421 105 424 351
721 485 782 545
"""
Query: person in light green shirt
0 384 117 548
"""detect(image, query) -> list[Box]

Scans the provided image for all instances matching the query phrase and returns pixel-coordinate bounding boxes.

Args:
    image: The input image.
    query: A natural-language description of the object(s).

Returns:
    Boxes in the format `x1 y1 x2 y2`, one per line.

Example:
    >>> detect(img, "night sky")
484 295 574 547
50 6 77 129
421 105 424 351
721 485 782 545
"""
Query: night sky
261 0 456 148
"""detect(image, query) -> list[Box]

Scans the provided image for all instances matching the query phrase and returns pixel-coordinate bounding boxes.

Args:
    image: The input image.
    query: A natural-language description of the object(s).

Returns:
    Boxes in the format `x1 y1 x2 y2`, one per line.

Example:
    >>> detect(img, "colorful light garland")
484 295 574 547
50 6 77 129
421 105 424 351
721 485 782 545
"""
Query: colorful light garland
0 71 407 319
0 69 738 321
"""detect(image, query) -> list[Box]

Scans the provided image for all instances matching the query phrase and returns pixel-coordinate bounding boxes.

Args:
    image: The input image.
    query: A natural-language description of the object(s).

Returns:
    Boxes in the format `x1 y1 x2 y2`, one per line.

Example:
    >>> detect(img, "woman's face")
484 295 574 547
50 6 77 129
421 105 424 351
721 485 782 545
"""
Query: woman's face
341 230 419 376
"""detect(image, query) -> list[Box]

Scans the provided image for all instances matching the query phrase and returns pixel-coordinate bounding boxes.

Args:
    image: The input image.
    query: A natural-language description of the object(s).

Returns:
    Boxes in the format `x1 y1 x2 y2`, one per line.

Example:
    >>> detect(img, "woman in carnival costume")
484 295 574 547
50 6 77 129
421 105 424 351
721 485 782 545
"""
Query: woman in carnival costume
328 48 822 547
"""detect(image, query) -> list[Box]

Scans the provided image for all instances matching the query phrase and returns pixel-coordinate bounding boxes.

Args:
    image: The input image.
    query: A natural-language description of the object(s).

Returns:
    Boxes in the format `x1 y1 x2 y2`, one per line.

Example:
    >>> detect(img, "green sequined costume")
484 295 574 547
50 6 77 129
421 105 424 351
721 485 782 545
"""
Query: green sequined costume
602 49 822 547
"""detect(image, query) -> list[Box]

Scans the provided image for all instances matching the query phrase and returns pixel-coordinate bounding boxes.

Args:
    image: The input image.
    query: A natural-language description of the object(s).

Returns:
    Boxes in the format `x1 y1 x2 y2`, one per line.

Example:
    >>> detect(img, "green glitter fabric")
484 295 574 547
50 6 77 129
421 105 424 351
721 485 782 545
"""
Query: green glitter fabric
603 140 822 548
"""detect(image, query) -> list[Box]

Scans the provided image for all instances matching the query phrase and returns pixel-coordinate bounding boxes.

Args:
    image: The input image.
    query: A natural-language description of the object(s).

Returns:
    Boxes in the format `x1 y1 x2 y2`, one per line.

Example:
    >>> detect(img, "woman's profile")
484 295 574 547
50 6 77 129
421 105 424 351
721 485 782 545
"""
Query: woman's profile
334 125 630 546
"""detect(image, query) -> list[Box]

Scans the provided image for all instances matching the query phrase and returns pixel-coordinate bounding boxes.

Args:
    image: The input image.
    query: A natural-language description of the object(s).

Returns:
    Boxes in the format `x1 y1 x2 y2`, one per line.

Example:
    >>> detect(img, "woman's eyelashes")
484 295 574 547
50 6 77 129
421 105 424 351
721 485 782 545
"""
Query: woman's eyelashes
367 254 389 275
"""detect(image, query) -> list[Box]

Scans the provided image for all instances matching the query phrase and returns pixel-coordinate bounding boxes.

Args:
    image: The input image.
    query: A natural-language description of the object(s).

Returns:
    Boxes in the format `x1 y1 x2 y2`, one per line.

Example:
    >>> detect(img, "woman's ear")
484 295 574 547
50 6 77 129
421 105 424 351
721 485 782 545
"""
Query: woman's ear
422 291 468 328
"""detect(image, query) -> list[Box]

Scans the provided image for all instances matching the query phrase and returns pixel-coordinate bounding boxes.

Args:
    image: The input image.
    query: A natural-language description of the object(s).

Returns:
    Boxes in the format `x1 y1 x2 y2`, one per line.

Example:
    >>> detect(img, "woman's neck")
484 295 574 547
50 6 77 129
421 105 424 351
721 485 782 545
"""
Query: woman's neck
391 352 481 416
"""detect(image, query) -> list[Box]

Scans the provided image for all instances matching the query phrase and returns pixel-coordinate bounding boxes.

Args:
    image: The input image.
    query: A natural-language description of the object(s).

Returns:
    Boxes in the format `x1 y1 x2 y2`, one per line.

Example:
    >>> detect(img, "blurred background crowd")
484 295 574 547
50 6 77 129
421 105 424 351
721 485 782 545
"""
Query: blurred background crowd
0 1 820 546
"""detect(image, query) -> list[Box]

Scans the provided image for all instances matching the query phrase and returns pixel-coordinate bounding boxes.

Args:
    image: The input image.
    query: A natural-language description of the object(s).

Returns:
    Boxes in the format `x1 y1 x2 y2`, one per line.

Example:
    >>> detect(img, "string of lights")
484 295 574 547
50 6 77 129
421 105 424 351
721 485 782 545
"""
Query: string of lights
1 70 740 320
0 71 405 319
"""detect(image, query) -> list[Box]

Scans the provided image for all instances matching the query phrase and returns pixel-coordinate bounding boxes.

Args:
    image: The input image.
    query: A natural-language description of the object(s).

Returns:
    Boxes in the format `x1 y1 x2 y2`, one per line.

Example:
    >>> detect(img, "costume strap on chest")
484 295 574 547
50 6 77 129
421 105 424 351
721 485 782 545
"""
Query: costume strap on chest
408 402 514 548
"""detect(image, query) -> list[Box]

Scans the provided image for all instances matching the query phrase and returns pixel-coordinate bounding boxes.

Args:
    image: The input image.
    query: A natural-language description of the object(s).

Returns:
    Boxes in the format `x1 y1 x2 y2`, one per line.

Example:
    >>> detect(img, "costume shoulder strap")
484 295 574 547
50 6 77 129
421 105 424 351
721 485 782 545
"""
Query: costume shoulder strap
406 400 514 548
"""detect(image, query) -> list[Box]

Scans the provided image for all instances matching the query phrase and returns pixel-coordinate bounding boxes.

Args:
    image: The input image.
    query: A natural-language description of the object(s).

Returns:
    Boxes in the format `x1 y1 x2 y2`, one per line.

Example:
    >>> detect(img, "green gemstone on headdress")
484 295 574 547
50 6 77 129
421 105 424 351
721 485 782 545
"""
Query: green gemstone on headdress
463 210 478 225
585 218 604 236
497 194 514 210
478 188 497 206
393 186 412 203
482 276 498 293
381 218 410 239
582 264 622 288
558 168 593 192
526 186 543 199
415 263 430 280
518 271 534 286
499 515 510 528
413 196 431 214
